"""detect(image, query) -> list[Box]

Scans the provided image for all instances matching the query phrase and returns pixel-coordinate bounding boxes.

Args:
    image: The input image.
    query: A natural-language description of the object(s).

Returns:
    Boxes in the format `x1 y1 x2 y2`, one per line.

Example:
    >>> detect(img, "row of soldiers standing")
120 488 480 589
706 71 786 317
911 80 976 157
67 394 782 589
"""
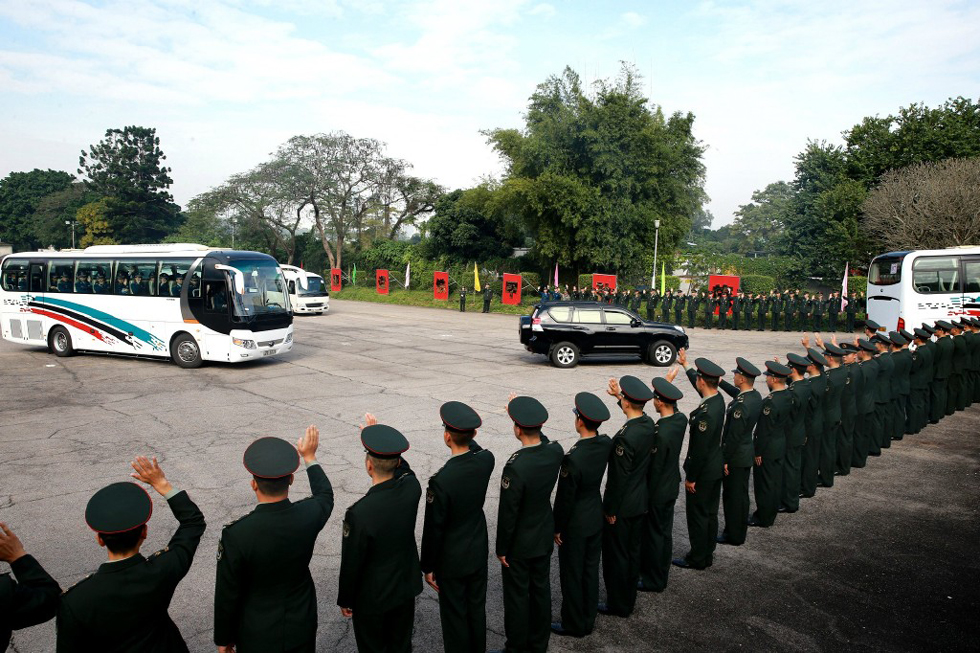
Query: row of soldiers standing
3 316 978 652
540 284 869 332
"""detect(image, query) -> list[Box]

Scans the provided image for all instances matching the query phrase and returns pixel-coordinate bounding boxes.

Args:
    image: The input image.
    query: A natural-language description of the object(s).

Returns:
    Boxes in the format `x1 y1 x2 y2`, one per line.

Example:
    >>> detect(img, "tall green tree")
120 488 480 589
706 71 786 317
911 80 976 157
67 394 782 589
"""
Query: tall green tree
78 126 183 243
730 181 794 254
32 182 97 249
0 169 75 250
422 186 518 262
485 64 706 277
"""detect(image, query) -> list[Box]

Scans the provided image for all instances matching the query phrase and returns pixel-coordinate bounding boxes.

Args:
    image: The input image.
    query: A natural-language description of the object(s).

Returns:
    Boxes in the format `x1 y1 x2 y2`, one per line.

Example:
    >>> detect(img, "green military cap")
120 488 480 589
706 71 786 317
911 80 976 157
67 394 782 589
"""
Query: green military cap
935 320 953 331
764 360 791 378
824 343 846 357
889 331 906 346
870 332 890 345
244 437 299 478
921 323 936 334
85 482 153 534
651 377 683 403
787 352 810 369
838 342 858 353
806 347 828 367
732 357 761 378
970 317 980 327
361 424 410 459
899 328 915 342
865 319 881 331
440 401 482 431
694 357 725 379
913 328 931 340
507 395 549 428
619 375 655 403
858 338 877 352
574 392 611 423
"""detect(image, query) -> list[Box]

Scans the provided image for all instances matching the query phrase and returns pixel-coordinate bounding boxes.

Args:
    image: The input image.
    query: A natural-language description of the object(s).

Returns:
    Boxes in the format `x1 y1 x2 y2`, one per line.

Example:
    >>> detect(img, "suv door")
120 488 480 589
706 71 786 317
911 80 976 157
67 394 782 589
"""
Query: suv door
601 308 640 349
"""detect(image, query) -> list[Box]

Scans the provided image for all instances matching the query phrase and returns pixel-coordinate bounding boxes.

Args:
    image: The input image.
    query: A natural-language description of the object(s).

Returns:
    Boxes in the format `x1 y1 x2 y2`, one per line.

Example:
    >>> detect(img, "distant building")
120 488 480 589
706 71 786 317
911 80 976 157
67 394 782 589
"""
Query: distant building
0 242 12 257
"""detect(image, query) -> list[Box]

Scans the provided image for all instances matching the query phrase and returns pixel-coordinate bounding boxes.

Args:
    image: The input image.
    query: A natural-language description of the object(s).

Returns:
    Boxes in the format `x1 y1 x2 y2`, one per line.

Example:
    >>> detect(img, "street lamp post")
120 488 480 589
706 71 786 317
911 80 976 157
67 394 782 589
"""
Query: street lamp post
64 220 76 249
652 219 661 289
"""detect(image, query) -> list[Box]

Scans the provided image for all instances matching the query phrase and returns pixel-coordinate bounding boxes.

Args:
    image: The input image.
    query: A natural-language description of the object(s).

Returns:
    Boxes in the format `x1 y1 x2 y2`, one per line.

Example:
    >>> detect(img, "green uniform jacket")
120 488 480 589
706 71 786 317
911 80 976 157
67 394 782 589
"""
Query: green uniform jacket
647 413 687 506
753 389 791 460
1 555 60 651
859 358 879 414
825 366 847 425
893 350 912 397
553 435 613 538
934 336 954 379
495 437 564 558
842 362 860 419
912 345 933 390
602 415 656 518
60 491 206 653
683 393 725 484
718 381 763 469
421 443 496 578
952 335 968 376
786 379 811 447
875 353 894 404
217 466 333 650
806 374 827 439
339 464 422 613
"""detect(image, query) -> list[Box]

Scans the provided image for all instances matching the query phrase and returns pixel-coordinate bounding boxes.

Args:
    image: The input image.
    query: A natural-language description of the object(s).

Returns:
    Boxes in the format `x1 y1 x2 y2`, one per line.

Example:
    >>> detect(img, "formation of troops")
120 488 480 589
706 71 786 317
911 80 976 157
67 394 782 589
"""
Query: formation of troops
2 315 979 653
538 284 869 333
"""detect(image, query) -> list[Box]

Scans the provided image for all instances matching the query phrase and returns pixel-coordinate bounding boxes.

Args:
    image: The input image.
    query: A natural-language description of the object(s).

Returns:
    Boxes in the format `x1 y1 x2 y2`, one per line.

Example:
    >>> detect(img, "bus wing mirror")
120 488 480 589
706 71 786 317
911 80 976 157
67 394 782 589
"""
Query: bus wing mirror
214 264 245 295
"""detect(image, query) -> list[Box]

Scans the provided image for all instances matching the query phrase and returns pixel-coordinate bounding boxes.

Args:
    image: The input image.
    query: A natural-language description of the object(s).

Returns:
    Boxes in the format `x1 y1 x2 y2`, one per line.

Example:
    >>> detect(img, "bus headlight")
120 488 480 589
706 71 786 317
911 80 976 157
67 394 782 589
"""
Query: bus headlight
233 337 256 349
285 332 293 343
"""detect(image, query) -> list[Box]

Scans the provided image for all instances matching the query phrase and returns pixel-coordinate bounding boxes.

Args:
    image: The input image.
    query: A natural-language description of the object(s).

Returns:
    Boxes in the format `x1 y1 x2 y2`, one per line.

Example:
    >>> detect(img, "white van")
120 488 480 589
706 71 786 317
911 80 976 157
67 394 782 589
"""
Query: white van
280 264 329 315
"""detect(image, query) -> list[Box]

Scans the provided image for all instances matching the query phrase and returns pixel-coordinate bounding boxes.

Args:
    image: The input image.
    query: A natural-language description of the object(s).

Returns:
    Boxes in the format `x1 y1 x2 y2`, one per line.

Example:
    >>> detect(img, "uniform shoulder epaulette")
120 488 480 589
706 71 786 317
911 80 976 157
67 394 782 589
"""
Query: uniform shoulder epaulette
62 573 93 596
221 512 249 532
506 451 520 465
147 546 170 561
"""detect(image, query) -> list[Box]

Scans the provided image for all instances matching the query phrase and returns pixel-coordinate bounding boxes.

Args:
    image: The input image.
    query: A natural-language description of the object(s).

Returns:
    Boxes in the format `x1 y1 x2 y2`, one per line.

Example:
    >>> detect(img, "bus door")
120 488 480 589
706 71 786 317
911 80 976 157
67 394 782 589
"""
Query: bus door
963 256 980 319
868 254 904 331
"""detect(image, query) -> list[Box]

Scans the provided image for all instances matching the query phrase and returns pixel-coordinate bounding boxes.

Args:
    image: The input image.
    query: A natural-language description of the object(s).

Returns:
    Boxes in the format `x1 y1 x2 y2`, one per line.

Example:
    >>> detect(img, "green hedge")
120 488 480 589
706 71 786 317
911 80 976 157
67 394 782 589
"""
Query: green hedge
740 275 776 294
847 276 868 295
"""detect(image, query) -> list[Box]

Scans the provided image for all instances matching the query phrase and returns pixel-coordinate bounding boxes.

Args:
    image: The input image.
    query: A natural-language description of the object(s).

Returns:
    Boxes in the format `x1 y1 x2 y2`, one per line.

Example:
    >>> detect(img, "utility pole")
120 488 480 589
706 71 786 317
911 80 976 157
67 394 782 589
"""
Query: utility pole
64 220 76 249
651 219 660 288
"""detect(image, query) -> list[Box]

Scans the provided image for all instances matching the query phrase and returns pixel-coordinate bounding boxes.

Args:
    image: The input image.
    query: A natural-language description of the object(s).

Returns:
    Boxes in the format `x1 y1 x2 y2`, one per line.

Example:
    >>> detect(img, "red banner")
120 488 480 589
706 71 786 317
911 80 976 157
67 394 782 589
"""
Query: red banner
433 271 449 300
593 273 617 291
330 268 342 292
376 269 389 295
709 274 740 315
502 273 522 305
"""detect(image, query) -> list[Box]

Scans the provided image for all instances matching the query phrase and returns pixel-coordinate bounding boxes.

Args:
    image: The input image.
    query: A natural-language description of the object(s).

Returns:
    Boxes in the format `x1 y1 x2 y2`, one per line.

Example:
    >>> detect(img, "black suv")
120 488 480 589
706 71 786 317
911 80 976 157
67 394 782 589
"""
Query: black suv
519 301 689 368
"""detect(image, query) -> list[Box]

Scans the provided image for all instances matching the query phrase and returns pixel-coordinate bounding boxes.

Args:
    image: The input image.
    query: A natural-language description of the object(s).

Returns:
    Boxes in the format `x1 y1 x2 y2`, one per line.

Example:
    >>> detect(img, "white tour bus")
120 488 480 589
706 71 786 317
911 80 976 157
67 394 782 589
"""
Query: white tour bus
0 244 294 367
867 246 980 332
280 264 329 315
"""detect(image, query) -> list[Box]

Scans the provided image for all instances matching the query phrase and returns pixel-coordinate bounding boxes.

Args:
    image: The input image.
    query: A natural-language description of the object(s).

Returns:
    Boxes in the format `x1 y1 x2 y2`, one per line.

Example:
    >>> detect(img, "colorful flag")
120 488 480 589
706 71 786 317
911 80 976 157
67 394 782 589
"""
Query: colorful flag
554 263 559 287
473 262 481 292
841 262 849 312
352 262 357 286
660 262 666 294
405 261 411 289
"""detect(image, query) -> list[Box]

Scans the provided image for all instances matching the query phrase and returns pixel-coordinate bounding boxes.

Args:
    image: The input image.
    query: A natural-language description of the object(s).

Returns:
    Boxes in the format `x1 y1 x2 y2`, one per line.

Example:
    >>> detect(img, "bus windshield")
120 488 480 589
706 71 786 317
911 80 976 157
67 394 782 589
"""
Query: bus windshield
299 276 327 296
228 259 291 318
869 255 905 286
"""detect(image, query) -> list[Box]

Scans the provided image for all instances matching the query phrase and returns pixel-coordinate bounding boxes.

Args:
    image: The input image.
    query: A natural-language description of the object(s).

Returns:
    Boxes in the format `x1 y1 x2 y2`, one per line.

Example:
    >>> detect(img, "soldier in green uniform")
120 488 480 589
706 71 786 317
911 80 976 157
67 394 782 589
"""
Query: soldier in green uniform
703 292 714 329
483 285 493 313
828 292 839 332
714 356 763 546
216 429 332 653
687 291 699 328
852 339 879 467
949 321 969 413
889 333 912 441
599 376 656 617
800 348 828 498
931 321 954 423
718 293 730 330
909 329 933 434
770 291 780 331
339 421 421 653
0 523 60 651
551 393 613 638
638 374 687 591
460 287 467 312
647 289 658 321
835 342 860 476
784 291 795 332
731 292 742 330
673 290 685 325
968 318 980 404
812 339 846 487
59 456 206 652
747 361 793 527
421 402 495 653
872 333 895 453
674 357 726 570
742 292 753 331
845 293 857 332
757 293 767 331
495 396 563 653
630 290 641 313
779 353 811 512
661 290 673 322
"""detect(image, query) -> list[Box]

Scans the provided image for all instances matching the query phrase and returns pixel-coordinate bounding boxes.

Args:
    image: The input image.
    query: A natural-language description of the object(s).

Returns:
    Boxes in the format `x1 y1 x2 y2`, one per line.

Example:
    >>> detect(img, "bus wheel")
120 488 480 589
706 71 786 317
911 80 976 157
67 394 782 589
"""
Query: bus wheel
171 334 203 369
49 326 75 357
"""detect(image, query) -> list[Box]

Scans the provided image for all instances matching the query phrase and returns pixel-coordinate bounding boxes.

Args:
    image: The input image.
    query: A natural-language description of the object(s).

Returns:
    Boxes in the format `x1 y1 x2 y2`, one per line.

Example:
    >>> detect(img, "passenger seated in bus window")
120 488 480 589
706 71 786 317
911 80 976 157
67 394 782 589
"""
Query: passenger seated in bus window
116 272 131 294
208 286 228 312
57 272 72 293
188 275 201 298
158 273 170 296
130 272 148 296
18 274 28 291
171 275 184 297
148 272 158 295
75 272 92 293
93 274 108 294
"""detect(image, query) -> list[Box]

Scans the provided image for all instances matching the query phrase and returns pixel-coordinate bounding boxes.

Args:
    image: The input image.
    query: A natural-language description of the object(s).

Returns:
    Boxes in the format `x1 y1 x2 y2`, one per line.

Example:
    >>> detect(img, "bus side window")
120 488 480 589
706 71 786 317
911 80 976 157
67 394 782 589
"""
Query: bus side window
50 262 75 293
0 260 29 291
288 280 296 294
965 260 980 294
160 259 192 297
912 256 961 294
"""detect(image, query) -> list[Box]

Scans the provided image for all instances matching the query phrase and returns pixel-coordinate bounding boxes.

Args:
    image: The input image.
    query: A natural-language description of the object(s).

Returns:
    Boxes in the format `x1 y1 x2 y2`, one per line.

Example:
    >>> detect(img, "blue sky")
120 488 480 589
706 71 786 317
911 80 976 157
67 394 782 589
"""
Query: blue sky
1 0 978 227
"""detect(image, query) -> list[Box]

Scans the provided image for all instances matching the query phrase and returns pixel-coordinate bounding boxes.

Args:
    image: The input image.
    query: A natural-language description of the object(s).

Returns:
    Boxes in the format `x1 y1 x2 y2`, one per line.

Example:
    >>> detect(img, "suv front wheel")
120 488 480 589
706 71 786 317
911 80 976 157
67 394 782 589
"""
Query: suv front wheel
550 341 580 368
648 340 677 367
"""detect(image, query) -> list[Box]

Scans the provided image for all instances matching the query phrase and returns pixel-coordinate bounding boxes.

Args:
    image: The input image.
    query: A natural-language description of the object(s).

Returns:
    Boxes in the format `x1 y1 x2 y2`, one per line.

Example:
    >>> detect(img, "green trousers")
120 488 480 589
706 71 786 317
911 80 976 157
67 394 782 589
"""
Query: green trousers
684 478 721 568
640 502 676 591
601 515 643 617
438 567 487 653
502 554 551 653
751 457 783 527
930 378 947 423
721 466 750 545
820 421 839 487
558 531 601 637
800 429 821 497
836 417 854 475
781 445 803 511
877 402 892 450
852 410 874 466
868 408 883 456
945 374 959 415
352 599 415 653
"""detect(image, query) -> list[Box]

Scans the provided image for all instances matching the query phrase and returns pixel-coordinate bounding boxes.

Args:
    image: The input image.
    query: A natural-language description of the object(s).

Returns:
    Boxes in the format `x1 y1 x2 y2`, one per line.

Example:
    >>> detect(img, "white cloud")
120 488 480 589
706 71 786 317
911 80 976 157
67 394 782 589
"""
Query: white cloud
621 11 647 28
529 3 556 19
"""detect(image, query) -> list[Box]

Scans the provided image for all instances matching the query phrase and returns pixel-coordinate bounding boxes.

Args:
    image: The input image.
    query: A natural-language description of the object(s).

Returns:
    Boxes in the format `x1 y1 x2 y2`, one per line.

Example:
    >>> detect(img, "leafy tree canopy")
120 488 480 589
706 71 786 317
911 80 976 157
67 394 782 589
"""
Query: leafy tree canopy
0 169 75 250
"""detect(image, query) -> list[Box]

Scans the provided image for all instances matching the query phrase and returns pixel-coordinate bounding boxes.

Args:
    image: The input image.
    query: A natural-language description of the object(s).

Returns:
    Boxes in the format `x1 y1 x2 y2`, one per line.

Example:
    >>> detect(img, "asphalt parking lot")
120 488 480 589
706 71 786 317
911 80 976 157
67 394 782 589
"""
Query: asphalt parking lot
2 299 978 652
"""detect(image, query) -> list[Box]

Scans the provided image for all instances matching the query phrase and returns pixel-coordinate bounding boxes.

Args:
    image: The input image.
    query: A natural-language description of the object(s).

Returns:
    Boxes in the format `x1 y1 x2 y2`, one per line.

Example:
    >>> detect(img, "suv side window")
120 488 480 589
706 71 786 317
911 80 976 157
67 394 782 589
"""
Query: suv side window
604 310 633 325
576 308 602 324
548 307 573 322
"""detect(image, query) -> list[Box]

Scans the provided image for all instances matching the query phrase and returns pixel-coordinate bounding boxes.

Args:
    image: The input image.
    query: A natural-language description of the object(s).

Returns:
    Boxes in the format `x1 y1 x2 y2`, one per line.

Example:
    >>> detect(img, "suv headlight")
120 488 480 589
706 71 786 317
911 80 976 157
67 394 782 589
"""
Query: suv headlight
232 337 256 349
675 325 686 334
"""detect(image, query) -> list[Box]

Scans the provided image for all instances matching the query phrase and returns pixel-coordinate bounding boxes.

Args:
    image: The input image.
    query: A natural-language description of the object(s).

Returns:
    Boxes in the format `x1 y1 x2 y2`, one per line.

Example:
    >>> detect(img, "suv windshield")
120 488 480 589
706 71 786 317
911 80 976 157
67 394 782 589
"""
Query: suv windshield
228 259 291 318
